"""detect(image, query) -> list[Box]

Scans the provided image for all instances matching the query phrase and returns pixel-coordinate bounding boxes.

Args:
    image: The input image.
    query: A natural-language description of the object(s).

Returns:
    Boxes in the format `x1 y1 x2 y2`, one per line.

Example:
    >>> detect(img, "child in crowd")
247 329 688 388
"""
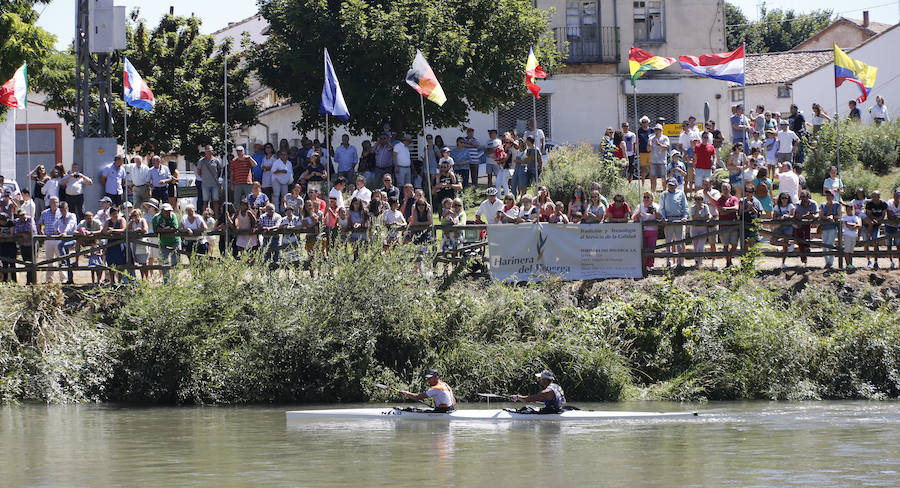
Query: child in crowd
550 201 569 223
842 202 862 267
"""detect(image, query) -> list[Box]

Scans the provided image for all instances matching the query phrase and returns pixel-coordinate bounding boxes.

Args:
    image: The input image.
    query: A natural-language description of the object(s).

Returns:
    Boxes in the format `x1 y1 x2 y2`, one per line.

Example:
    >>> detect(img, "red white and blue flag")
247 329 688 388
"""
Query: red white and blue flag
678 44 745 86
123 57 155 112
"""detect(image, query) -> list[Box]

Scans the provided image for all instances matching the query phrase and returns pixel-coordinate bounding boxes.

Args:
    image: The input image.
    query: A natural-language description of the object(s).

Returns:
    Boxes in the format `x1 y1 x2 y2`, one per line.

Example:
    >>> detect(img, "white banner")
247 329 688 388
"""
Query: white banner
487 223 643 281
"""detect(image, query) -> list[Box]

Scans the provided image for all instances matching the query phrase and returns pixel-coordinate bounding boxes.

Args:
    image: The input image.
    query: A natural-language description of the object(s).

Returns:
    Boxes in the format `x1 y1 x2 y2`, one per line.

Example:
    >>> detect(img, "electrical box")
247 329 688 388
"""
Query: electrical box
75 137 118 206
89 0 126 53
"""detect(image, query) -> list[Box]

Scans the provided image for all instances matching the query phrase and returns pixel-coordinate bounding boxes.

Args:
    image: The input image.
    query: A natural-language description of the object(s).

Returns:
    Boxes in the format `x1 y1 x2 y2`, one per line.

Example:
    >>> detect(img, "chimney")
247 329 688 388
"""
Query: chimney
863 11 869 28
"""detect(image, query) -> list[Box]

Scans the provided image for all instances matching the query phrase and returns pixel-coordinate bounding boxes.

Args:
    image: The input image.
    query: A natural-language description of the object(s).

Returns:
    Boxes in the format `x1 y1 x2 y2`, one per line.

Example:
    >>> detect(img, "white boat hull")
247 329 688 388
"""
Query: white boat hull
286 407 699 422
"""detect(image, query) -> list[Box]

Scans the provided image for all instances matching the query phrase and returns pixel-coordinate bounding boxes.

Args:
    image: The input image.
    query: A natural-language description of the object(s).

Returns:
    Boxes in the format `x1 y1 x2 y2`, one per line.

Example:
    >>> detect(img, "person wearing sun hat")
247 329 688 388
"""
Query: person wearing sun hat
400 369 457 413
511 369 567 414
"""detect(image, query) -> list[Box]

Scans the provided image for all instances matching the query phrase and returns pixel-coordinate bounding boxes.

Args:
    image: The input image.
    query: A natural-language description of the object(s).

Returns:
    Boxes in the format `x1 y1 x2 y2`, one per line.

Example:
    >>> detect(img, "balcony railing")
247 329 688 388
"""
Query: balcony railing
554 25 620 64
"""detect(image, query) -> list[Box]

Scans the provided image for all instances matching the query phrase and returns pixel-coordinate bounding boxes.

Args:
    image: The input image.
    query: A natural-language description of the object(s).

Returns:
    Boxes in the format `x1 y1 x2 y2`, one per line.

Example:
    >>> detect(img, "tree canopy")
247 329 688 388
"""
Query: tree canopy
250 0 561 136
42 12 257 161
0 0 55 119
726 3 833 53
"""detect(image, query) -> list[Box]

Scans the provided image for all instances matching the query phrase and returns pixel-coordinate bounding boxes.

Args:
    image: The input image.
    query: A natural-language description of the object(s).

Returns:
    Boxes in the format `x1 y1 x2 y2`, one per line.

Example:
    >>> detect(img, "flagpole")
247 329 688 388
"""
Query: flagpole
223 46 229 248
834 84 841 176
25 101 31 172
325 114 331 187
420 94 435 241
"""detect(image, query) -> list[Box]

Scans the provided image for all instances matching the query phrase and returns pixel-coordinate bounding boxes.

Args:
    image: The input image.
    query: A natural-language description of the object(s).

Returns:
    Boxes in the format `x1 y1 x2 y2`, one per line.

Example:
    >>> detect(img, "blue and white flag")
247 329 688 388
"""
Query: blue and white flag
319 48 350 122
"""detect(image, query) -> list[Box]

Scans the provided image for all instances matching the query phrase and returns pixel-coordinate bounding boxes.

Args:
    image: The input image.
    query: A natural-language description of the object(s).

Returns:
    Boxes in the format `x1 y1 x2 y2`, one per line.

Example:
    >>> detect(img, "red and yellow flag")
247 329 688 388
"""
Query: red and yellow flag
629 47 675 87
406 50 447 106
525 45 547 98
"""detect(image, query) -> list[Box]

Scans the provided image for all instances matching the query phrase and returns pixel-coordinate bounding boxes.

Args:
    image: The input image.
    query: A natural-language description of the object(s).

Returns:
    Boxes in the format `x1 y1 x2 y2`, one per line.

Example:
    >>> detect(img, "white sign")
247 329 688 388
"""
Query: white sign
488 223 643 281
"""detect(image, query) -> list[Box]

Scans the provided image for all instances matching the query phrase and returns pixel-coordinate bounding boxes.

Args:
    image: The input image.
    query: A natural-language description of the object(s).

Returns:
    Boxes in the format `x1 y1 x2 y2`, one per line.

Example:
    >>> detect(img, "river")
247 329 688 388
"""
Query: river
2 401 898 487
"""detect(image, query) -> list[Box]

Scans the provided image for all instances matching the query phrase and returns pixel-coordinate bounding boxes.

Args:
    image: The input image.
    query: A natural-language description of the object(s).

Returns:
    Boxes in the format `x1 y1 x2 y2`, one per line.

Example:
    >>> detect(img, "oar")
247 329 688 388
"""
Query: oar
374 383 433 407
477 393 513 400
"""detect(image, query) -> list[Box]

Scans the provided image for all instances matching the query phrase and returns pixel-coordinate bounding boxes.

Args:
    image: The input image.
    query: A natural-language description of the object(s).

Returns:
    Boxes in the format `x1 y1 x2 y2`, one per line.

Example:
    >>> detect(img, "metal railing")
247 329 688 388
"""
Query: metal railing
553 25 620 64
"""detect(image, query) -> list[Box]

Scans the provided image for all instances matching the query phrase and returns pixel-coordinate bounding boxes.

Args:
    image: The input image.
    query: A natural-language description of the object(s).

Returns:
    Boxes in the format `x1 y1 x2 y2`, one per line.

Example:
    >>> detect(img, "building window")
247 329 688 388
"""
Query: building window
498 96 551 140
626 95 678 126
730 88 745 103
777 85 792 99
634 1 664 42
16 124 62 173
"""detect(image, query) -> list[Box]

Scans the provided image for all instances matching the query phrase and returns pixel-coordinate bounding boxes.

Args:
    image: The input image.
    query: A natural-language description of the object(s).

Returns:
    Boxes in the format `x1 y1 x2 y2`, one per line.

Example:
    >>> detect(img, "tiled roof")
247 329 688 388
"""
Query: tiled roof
843 17 894 35
740 49 834 86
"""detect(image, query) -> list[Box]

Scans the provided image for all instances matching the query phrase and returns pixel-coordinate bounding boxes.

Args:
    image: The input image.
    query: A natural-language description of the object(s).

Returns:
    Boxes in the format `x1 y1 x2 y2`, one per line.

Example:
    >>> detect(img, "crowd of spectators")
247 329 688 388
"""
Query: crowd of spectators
1 101 897 284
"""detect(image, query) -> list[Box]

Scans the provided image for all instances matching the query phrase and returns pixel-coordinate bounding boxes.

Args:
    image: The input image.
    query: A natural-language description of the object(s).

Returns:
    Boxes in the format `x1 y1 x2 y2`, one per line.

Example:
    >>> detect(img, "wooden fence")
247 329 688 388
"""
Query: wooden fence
0 218 896 282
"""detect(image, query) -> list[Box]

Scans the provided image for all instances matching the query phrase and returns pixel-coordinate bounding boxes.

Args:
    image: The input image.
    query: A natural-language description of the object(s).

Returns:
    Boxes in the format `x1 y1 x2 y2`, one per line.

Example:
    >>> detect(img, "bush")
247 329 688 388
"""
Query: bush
541 144 624 205
840 166 883 196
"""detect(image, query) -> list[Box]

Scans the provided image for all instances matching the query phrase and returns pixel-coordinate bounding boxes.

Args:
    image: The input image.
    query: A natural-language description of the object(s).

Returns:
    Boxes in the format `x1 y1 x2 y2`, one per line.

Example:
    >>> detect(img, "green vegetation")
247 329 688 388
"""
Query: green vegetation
725 3 833 53
806 121 900 193
1 240 898 405
0 1 56 120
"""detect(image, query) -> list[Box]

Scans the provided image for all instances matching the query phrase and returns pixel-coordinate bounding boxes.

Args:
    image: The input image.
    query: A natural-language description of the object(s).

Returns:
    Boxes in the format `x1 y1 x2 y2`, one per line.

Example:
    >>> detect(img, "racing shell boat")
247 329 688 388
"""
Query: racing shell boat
286 407 699 422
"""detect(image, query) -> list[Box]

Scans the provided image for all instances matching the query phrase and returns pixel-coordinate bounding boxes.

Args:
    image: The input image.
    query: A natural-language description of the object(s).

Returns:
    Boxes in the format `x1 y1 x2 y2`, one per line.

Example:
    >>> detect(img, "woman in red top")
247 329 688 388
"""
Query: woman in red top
613 131 626 159
605 193 631 222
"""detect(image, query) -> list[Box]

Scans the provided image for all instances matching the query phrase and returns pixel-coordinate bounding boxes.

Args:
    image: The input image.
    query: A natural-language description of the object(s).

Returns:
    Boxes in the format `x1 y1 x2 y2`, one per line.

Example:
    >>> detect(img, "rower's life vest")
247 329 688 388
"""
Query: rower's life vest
544 383 566 412
426 381 455 408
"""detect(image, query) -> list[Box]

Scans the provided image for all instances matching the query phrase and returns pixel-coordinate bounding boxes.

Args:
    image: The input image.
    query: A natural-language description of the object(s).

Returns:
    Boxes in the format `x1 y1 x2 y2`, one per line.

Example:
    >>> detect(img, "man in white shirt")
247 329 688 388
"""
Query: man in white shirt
54 201 79 284
329 176 347 209
483 129 502 188
125 156 151 211
775 119 799 163
333 134 359 184
778 162 800 204
524 118 546 153
350 175 372 204
621 122 637 182
393 135 413 187
474 187 503 225
649 124 669 192
100 155 127 205
60 163 93 221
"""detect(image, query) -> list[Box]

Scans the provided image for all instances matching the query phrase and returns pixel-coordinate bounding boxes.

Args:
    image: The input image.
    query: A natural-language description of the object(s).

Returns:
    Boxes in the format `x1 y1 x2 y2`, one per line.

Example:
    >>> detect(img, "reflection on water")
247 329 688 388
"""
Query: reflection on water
2 402 899 487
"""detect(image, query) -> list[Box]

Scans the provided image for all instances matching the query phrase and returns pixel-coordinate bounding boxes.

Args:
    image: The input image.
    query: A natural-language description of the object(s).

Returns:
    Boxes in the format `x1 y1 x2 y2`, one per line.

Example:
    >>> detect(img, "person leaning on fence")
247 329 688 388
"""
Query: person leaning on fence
633 192 661 269
0 213 17 282
13 208 37 284
152 203 181 282
792 190 819 267
884 189 900 270
54 202 78 284
101 206 127 284
257 203 282 264
125 208 149 280
688 191 711 268
660 178 690 267
182 204 209 258
820 190 842 269
841 202 862 268
864 190 888 269
740 184 763 245
716 183 740 268
37 196 63 283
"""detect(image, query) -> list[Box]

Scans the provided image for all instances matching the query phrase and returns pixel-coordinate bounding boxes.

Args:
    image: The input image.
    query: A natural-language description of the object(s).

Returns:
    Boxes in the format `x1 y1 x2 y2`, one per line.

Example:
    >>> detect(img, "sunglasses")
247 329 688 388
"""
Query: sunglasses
643 196 651 199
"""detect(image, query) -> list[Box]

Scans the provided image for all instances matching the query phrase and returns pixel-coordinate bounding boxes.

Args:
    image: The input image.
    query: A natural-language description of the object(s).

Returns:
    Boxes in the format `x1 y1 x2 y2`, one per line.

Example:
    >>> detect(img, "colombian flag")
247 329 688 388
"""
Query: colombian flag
629 47 675 87
834 44 877 104
406 50 446 106
525 45 547 98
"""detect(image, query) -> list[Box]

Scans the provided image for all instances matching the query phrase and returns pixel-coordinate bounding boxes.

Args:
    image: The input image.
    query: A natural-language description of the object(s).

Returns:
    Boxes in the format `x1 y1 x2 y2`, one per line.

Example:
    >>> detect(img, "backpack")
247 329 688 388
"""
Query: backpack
755 180 768 199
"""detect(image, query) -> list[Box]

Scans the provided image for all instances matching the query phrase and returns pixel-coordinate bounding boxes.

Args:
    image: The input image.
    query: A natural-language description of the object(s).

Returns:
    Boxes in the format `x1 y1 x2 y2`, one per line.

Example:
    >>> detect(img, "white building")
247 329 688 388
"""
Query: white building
792 24 900 123
216 1 734 153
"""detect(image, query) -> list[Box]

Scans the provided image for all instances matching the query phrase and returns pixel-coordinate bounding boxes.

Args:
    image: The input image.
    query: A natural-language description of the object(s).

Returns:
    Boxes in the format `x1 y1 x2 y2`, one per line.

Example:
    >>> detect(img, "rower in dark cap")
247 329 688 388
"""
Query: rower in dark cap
400 369 457 413
511 369 566 414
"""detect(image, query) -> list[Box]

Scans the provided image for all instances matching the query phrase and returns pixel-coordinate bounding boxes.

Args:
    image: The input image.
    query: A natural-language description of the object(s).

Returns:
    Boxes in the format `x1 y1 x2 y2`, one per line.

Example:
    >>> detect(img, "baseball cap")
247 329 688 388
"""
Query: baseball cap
424 369 439 379
441 146 450 153
779 120 789 126
99 196 112 203
654 124 663 130
161 203 174 211
535 369 555 381
766 128 777 135
485 187 498 196
486 139 501 150
235 145 245 152
667 177 678 185
671 150 682 158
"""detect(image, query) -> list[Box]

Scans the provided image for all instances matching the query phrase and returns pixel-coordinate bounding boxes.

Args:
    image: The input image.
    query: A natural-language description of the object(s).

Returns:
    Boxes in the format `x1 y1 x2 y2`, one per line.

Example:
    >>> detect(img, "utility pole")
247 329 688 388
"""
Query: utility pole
74 0 126 206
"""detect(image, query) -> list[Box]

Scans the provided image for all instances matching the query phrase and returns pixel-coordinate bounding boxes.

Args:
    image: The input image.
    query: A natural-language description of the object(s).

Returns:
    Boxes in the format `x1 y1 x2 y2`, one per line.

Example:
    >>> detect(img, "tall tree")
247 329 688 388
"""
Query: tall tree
726 3 833 53
42 12 257 161
0 0 55 119
250 0 562 136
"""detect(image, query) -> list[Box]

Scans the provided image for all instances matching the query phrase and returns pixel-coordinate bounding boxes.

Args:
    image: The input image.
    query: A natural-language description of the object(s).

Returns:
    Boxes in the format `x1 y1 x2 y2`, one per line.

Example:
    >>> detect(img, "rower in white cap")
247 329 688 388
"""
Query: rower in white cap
511 369 566 413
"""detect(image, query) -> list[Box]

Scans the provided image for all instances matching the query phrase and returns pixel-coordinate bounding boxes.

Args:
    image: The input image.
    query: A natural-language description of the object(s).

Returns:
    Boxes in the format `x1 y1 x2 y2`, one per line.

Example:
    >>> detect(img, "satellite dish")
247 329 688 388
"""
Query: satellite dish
704 102 710 123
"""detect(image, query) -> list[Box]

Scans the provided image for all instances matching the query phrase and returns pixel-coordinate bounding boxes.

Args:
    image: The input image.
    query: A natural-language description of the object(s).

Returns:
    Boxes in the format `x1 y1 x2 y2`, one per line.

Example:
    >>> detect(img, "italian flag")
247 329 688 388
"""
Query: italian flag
0 63 28 109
